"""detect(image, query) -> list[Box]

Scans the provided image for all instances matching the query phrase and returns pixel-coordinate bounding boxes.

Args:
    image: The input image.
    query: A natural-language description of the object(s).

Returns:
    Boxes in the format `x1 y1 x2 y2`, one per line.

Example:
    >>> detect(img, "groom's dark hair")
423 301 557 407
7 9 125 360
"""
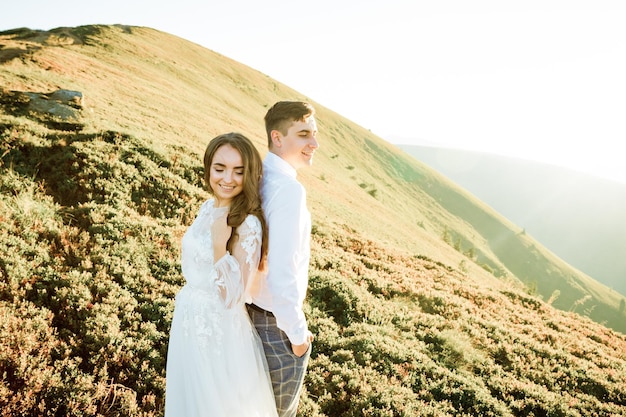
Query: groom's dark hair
264 101 316 148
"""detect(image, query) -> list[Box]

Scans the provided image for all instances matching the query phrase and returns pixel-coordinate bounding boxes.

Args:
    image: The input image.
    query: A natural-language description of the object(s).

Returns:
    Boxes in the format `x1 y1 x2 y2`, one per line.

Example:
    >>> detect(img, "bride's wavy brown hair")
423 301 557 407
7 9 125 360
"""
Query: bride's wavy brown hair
203 132 268 269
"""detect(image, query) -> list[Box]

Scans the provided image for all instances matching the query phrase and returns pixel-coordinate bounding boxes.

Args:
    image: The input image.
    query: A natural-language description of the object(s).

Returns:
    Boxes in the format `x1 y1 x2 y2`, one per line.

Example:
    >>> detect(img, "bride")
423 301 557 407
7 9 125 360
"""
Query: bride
164 132 277 417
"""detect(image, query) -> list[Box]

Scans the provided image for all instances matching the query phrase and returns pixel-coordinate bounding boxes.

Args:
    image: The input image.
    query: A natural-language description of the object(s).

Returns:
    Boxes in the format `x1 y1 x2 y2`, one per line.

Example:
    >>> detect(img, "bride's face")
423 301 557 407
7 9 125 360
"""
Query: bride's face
209 144 244 207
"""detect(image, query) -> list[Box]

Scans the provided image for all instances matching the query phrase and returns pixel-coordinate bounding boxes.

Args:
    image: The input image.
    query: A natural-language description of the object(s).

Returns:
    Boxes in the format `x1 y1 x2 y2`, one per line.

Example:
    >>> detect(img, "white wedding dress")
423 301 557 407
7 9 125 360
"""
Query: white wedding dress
164 199 278 417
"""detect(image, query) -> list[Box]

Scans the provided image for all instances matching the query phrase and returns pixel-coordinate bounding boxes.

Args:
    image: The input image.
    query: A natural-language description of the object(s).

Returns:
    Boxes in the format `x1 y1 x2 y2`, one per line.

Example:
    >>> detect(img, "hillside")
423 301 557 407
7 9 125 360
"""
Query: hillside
1 25 626 416
398 145 626 297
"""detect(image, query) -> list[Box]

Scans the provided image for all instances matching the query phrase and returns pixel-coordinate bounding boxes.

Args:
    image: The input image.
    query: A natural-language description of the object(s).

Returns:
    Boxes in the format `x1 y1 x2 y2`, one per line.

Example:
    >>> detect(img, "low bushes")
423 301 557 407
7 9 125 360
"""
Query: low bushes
2 125 626 416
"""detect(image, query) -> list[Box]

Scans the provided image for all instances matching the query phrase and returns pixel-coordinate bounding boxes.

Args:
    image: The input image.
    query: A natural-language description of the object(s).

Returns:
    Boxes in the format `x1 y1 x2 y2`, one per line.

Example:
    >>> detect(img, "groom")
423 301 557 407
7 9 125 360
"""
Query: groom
247 100 318 417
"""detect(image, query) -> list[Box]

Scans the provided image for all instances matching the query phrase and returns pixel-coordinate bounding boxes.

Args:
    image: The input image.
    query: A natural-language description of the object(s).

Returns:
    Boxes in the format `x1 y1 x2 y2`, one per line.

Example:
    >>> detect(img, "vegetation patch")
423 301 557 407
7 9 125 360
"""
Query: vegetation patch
1 25 626 416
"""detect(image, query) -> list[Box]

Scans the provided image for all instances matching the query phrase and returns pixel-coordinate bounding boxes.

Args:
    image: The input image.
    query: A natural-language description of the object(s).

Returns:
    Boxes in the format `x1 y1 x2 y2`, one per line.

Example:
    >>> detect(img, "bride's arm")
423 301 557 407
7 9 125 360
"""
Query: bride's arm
214 215 262 307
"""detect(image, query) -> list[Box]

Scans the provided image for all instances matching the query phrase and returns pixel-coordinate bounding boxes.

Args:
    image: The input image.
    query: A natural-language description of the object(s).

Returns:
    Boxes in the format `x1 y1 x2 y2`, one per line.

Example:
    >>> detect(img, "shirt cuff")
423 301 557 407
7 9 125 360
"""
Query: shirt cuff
285 323 309 345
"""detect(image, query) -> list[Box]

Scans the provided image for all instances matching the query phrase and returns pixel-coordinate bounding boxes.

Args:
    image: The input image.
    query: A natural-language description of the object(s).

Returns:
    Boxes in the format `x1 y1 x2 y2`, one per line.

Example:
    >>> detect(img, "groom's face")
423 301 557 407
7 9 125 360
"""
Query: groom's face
272 116 319 170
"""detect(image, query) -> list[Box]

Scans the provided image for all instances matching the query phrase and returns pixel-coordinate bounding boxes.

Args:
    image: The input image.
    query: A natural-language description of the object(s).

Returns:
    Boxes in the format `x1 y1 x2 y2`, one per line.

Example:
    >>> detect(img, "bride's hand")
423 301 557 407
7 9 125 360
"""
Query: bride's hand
212 212 232 261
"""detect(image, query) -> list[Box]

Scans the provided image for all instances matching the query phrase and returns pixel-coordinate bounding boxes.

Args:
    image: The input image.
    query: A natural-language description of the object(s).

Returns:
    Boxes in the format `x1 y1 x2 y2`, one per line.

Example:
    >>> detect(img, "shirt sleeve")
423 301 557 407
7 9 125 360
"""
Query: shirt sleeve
265 181 310 345
214 215 262 308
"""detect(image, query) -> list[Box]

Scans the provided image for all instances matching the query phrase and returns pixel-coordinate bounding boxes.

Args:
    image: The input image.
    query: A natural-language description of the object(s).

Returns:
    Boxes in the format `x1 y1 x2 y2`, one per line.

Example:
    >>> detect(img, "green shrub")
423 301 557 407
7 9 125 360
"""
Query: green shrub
2 124 626 416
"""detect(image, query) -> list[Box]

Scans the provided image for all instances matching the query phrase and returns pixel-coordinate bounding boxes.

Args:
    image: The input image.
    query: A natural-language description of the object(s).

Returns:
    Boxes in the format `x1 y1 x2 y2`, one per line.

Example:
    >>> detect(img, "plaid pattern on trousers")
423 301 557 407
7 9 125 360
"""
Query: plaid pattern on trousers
247 304 311 417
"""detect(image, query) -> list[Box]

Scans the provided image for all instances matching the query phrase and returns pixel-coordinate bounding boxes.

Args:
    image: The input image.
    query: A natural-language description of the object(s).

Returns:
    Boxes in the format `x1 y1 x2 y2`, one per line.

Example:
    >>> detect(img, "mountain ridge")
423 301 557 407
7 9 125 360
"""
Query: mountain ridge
398 144 626 297
1 25 625 416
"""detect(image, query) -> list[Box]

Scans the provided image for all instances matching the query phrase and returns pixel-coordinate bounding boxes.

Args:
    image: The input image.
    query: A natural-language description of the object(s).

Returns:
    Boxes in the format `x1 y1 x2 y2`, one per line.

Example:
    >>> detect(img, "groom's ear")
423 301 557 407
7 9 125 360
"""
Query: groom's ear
270 130 282 148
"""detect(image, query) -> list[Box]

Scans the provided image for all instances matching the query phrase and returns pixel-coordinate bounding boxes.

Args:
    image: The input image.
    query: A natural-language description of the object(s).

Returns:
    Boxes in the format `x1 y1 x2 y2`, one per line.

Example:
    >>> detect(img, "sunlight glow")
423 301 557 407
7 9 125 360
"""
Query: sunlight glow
1 0 625 184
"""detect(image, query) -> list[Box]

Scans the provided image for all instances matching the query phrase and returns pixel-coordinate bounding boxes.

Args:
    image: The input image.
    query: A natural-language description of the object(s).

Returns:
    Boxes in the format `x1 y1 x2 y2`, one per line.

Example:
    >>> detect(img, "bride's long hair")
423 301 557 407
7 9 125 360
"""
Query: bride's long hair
203 132 268 269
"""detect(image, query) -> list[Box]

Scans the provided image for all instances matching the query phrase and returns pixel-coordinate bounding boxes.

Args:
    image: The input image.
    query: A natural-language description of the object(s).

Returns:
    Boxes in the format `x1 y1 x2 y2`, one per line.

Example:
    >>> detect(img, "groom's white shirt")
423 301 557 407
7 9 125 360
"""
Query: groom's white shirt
252 152 310 346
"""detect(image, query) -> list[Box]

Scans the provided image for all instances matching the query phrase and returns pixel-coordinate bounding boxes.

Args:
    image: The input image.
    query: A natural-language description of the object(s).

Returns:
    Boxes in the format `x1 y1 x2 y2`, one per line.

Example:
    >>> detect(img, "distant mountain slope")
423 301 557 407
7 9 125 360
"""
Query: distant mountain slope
1 25 626 416
398 145 626 297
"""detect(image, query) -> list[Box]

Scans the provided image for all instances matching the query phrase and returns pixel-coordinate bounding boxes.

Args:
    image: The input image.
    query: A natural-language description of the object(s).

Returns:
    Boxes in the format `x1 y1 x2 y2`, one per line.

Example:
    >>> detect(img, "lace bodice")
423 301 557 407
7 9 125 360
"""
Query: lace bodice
180 199 263 307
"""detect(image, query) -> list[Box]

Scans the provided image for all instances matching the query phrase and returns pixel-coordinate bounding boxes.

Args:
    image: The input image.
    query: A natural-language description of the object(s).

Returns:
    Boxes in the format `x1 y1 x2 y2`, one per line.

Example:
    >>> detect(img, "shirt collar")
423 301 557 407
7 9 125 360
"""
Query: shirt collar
264 152 297 179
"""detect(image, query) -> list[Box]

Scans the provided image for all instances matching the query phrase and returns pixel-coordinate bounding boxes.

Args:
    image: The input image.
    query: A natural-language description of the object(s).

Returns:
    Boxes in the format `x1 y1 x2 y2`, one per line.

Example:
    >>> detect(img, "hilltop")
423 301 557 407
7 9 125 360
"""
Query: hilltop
1 25 625 416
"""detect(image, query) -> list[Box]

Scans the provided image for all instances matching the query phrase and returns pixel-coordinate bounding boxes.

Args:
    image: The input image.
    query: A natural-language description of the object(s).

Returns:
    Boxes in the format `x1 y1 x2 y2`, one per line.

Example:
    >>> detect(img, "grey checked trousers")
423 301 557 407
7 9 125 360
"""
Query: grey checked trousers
247 304 311 417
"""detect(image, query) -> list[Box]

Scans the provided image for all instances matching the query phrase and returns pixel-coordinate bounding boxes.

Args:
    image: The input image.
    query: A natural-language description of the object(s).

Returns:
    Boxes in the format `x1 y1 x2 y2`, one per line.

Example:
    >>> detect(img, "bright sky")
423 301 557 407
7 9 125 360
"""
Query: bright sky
2 0 626 184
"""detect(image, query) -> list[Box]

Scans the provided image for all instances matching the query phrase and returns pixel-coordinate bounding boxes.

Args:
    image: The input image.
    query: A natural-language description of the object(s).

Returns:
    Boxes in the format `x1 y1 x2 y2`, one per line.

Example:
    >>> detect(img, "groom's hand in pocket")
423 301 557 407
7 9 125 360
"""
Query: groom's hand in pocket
292 331 314 357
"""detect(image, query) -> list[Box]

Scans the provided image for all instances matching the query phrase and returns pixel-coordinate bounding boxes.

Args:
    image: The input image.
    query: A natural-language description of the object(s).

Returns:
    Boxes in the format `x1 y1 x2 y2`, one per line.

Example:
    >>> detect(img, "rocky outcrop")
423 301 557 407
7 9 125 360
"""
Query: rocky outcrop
0 88 84 131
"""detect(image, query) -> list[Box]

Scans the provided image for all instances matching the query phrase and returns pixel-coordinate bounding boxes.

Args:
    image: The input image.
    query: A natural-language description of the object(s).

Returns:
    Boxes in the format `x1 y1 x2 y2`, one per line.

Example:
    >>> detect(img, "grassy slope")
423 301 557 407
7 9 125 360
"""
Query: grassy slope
1 25 626 416
398 144 626 298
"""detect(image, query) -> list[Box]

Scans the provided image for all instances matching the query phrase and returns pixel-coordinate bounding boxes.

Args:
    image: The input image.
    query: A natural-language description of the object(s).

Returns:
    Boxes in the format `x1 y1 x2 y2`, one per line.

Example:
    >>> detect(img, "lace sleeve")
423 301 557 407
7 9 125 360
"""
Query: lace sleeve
214 215 262 308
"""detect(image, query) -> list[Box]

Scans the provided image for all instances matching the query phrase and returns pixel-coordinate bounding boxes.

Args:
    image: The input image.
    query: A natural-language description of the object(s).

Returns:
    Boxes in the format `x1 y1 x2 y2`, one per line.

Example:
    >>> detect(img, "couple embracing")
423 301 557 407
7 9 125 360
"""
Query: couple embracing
164 101 319 417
